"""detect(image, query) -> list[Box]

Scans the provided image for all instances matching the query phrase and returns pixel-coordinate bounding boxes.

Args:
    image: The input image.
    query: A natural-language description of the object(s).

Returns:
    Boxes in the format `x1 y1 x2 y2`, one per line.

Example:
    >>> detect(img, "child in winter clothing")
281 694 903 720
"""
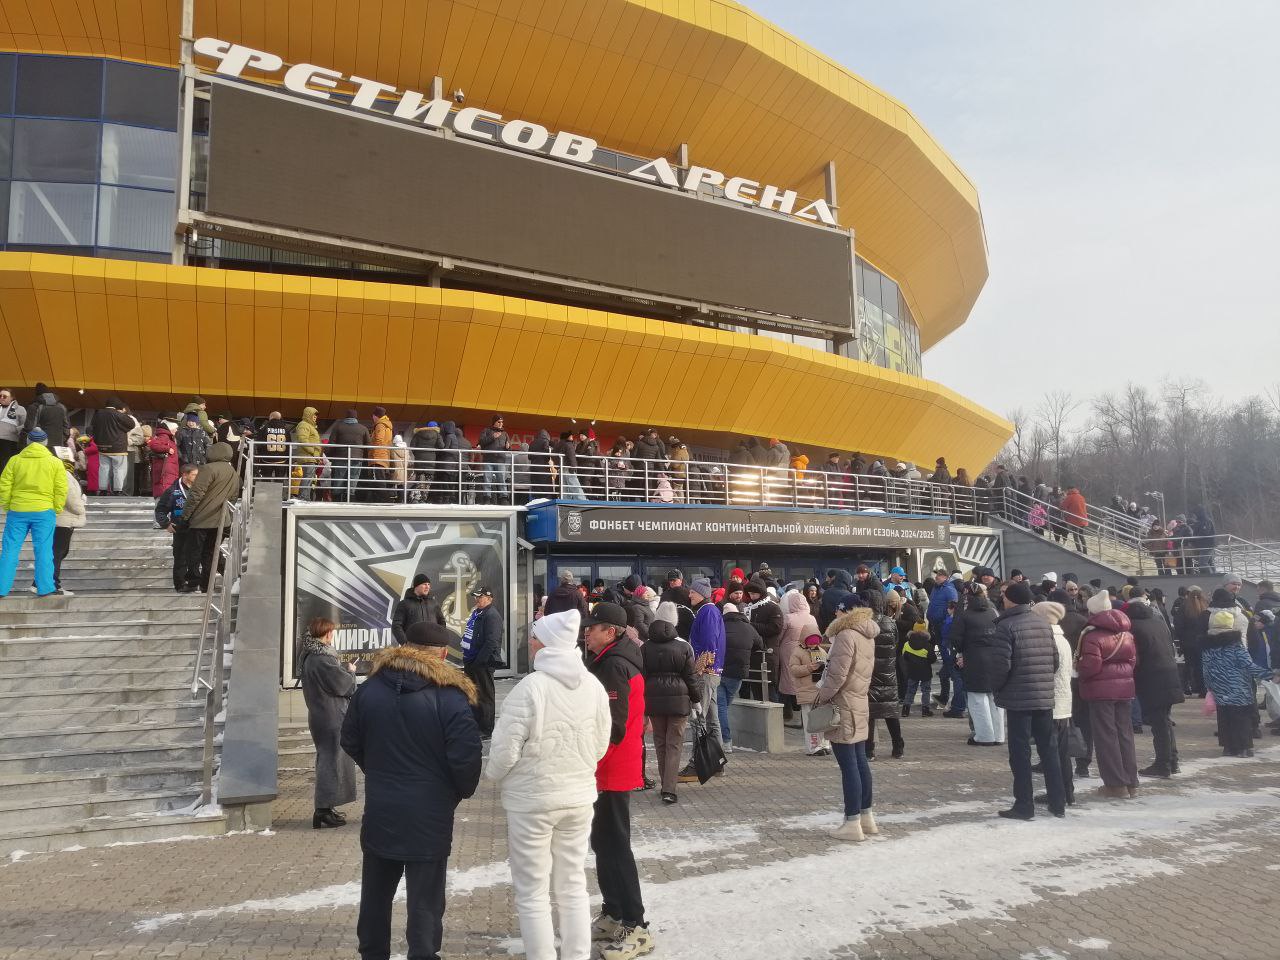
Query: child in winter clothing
900 624 937 716
1202 608 1280 756
789 629 830 755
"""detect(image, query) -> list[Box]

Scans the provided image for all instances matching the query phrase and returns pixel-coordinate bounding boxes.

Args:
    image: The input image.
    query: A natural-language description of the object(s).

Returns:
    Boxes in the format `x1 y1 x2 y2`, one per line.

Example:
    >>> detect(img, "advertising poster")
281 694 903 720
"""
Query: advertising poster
283 507 515 680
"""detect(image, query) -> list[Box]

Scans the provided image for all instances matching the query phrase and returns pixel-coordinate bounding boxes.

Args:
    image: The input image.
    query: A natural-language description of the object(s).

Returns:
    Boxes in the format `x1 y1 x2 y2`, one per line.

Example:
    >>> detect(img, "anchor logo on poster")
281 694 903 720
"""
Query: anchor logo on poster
441 550 481 632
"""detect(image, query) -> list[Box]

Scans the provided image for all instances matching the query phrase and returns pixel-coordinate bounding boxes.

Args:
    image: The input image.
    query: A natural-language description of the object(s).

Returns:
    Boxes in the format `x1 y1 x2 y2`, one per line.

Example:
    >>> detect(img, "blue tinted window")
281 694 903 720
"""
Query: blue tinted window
103 60 178 129
15 56 102 119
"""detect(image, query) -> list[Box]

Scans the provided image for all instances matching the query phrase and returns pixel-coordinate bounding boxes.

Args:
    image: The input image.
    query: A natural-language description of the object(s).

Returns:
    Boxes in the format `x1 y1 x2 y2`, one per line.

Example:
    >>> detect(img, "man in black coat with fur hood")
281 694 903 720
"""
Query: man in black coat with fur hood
342 621 481 960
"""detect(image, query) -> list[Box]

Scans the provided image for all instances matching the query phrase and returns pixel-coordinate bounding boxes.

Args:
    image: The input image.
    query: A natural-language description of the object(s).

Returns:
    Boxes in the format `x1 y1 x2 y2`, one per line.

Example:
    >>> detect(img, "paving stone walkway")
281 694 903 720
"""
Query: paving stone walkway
3 694 1278 960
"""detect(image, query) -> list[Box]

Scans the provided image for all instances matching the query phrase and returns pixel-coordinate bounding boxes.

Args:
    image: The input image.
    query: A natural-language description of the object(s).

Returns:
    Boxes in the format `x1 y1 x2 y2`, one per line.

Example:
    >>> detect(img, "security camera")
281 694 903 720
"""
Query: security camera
453 89 466 103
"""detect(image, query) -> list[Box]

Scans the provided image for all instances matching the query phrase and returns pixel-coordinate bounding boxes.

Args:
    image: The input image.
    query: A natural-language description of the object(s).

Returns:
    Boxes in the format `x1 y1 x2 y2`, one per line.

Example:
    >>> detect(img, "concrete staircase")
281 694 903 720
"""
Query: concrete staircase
0 498 225 856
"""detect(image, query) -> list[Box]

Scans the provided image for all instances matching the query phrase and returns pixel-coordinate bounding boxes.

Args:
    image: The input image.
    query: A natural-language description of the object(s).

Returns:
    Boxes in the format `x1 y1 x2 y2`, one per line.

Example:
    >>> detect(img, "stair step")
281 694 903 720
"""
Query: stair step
0 594 206 617
0 684 202 711
0 620 202 638
0 666 200 693
0 741 206 776
0 808 225 857
0 699 205 731
0 637 201 660
0 719 206 756
0 786 202 831
0 762 205 804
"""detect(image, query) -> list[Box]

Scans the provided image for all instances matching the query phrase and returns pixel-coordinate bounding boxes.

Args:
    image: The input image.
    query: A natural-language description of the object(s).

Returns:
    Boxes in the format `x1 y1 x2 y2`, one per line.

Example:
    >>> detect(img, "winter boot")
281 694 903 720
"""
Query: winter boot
1138 763 1170 779
830 817 866 842
860 809 880 836
901 705 910 717
598 923 655 960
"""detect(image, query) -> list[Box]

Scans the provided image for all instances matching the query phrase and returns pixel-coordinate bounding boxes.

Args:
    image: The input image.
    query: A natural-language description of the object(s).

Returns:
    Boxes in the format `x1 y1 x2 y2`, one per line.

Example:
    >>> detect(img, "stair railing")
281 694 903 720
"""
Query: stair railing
190 498 250 808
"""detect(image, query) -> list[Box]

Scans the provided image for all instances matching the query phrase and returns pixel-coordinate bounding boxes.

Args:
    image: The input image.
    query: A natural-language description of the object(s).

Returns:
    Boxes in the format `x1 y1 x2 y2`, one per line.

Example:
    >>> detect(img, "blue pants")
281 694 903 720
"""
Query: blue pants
831 741 873 816
717 676 743 742
904 678 932 709
0 509 56 596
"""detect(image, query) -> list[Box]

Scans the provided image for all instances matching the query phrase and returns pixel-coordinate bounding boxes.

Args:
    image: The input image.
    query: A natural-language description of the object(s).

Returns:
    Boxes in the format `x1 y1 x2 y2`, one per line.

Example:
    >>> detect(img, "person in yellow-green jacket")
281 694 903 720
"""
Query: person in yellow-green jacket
0 428 68 597
294 406 323 501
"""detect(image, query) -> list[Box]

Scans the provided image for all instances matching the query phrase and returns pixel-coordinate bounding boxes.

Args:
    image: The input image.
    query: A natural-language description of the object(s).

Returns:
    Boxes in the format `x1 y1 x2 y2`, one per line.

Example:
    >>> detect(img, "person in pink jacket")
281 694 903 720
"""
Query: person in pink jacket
1077 591 1138 799
778 590 819 724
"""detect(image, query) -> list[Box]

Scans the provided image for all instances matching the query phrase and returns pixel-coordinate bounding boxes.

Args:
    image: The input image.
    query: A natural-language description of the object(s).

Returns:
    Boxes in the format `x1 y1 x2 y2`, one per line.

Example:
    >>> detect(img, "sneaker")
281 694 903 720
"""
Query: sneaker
942 710 965 719
591 913 623 944
25 585 36 594
54 588 73 597
660 792 677 804
598 923 654 960
1138 763 1171 779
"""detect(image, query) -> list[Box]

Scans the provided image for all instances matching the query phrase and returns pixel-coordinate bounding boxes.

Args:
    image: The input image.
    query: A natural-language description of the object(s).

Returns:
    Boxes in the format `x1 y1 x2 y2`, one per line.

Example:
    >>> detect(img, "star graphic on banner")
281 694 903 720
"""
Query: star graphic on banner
355 530 450 612
354 528 483 634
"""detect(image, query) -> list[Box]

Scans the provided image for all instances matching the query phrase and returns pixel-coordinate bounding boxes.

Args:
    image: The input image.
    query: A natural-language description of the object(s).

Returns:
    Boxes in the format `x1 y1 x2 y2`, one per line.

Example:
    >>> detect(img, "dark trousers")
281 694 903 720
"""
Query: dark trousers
867 716 903 756
1218 704 1255 755
1053 718 1076 804
1089 699 1138 789
591 791 645 927
1072 529 1087 553
464 661 496 736
172 528 200 589
357 852 447 960
52 527 72 590
1144 703 1179 769
1070 679 1093 771
0 438 18 476
1007 708 1064 814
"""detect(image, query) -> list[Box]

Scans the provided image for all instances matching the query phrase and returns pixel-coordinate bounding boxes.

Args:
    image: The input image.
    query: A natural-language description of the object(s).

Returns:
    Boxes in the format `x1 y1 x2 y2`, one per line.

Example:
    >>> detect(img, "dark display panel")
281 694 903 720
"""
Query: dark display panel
206 83 854 330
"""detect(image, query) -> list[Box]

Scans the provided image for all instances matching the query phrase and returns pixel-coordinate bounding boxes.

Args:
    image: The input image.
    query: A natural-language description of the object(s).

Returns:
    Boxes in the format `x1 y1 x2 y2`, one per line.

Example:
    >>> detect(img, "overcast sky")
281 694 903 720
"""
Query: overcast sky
750 0 1279 419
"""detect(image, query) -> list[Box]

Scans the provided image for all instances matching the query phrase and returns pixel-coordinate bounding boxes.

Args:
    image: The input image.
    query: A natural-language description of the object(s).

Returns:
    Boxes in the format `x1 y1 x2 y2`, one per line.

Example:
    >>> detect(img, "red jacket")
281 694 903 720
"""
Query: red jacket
148 426 180 498
1077 609 1136 701
1060 489 1088 527
588 638 646 792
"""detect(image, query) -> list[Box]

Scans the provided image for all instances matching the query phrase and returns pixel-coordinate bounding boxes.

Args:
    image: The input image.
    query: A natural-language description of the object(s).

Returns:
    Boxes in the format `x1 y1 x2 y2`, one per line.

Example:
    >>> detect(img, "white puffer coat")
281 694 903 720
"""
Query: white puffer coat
485 651 611 813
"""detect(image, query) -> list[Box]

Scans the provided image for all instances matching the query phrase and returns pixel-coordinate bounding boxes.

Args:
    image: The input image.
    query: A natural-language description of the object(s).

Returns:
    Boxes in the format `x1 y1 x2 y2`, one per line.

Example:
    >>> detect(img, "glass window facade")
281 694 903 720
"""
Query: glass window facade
0 54 178 259
840 257 922 377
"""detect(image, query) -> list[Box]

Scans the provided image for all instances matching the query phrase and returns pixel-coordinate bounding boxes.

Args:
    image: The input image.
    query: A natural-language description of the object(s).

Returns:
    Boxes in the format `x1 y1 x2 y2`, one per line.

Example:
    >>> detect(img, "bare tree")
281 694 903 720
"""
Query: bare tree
1034 390 1080 487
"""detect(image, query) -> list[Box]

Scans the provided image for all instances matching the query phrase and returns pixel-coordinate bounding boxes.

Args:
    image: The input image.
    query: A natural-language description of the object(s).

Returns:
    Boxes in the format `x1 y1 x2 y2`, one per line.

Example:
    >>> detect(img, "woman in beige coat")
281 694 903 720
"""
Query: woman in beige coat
815 606 879 842
788 620 830 756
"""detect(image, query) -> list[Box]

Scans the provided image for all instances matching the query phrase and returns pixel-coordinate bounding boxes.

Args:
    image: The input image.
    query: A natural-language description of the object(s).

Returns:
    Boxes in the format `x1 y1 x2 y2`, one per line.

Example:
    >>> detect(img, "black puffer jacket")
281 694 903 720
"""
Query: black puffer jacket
544 583 588 618
722 611 763 681
340 645 481 861
390 592 447 644
632 434 666 463
991 604 1058 712
641 621 699 717
621 594 654 642
949 596 1002 693
819 570 855 631
1127 601 1185 710
868 613 900 718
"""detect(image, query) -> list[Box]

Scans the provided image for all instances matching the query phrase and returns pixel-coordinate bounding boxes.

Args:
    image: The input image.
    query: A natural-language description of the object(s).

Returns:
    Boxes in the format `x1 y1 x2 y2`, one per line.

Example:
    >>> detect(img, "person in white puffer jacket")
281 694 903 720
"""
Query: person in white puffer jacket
1033 598 1078 807
486 609 611 960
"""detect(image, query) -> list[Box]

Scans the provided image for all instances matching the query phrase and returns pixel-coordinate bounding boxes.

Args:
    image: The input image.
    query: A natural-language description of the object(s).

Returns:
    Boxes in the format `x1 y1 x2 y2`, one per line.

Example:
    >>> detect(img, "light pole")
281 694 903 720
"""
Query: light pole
1144 490 1166 529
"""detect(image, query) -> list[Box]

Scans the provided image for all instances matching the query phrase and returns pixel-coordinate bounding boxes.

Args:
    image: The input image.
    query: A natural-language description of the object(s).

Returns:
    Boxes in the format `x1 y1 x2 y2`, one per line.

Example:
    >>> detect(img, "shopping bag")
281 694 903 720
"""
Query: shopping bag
1260 680 1280 723
691 714 727 783
1066 724 1089 759
1201 690 1217 716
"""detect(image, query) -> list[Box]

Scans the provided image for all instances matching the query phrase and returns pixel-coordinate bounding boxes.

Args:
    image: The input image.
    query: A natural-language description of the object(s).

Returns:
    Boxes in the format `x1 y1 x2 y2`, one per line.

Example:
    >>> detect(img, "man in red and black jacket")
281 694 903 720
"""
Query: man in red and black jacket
583 601 654 959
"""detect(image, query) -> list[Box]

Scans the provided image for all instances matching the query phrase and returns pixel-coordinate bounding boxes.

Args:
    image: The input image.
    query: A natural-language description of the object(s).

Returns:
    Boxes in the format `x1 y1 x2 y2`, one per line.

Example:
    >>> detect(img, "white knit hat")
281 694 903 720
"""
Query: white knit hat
722 603 738 614
531 609 581 650
1086 591 1112 615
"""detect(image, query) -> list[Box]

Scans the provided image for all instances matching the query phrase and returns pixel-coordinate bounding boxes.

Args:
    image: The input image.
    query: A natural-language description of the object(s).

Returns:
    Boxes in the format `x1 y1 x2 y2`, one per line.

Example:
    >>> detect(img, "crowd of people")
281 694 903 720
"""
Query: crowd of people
293 556 1279 960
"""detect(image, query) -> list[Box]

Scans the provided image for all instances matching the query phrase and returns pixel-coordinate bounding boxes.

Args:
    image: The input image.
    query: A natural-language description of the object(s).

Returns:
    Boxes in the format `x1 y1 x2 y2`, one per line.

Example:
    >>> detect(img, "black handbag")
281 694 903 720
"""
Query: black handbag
690 714 728 783
1066 724 1089 759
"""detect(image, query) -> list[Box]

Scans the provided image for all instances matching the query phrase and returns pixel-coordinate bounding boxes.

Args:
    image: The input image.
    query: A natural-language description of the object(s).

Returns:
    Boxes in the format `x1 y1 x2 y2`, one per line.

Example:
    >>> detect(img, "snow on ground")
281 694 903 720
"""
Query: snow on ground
642 787 1280 959
1069 937 1111 950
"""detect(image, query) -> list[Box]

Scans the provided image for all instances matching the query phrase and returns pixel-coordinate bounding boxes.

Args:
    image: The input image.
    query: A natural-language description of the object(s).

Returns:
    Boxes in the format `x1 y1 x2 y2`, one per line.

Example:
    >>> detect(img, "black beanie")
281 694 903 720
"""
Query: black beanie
1005 582 1033 605
412 574 431 588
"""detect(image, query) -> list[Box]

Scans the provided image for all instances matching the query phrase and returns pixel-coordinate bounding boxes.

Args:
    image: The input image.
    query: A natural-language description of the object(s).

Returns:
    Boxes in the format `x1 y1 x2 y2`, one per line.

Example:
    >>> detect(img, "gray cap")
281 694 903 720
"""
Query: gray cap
1223 573 1243 587
689 577 713 600
558 569 576 584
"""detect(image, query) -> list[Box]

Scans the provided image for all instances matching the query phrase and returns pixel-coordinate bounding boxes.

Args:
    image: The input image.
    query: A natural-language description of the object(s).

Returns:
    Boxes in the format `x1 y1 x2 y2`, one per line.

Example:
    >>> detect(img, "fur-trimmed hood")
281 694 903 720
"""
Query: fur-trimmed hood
826 606 879 640
368 644 478 704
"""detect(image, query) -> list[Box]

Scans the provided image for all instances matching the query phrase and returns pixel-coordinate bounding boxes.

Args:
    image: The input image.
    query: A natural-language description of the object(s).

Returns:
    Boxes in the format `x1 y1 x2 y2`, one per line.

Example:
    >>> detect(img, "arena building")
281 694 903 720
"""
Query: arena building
0 0 1009 472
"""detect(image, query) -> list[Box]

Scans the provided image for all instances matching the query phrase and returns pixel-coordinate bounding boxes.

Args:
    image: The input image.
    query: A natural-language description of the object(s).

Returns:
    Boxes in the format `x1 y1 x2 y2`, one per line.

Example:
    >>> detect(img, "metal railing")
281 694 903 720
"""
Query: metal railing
243 440 1280 580
190 499 250 808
